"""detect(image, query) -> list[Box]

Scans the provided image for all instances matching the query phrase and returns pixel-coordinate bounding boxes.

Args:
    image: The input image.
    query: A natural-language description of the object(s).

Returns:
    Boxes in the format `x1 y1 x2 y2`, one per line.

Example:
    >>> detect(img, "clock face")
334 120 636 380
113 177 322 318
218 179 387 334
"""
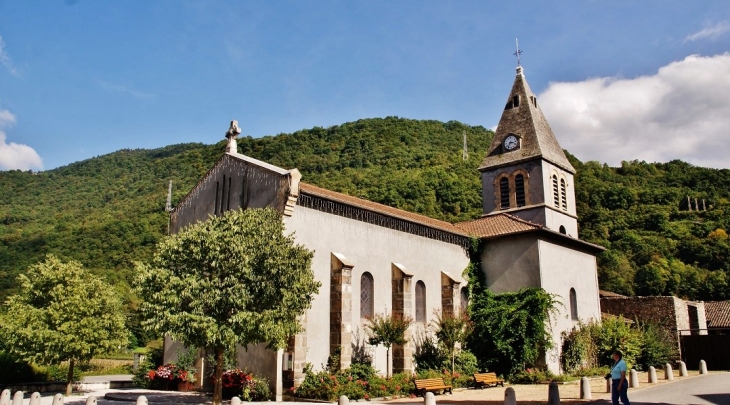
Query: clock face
503 135 519 151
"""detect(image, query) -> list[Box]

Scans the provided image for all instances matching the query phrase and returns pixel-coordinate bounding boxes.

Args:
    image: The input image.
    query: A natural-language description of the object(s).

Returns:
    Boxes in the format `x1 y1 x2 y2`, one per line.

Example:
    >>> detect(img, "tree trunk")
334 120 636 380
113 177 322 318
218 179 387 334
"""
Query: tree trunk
212 347 224 405
386 347 391 378
65 358 75 396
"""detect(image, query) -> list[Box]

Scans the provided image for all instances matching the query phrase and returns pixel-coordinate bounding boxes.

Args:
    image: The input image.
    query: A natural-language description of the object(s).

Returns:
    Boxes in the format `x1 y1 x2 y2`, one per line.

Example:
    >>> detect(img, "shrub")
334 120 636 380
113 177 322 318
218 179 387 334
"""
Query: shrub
242 376 271 401
0 351 48 383
637 322 677 370
509 368 555 384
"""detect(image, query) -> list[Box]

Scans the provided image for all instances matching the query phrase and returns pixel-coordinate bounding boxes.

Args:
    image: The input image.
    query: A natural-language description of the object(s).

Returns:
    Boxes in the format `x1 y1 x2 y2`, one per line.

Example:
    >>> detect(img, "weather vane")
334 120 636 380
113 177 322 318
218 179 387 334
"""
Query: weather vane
513 38 523 67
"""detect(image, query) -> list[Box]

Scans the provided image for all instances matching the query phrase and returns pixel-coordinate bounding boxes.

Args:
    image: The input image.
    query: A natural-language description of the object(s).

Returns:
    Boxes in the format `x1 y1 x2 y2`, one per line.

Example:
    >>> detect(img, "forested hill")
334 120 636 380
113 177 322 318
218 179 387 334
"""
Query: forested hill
1 117 729 306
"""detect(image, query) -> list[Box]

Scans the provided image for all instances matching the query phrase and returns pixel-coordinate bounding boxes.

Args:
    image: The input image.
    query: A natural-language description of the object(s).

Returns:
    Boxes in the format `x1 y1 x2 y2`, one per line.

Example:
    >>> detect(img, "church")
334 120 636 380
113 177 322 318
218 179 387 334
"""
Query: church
164 65 603 396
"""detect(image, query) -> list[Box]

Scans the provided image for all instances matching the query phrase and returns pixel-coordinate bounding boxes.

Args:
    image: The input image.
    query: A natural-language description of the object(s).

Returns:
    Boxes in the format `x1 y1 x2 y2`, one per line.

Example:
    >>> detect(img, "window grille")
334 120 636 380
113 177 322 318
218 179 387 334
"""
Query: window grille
360 273 374 319
560 178 567 211
515 174 526 207
499 177 510 209
552 175 559 208
415 281 426 323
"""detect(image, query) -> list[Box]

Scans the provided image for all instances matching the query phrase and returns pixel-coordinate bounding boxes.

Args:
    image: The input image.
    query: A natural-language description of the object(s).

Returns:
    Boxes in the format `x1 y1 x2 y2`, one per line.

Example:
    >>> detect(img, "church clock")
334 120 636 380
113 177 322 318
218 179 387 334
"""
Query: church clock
503 134 519 151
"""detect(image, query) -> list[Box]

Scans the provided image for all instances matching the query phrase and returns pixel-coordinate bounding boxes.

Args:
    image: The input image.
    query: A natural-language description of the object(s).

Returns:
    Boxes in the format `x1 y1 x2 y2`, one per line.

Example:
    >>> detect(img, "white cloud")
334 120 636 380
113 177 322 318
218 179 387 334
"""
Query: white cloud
0 109 43 171
686 21 730 42
0 35 20 76
97 79 155 99
538 53 730 169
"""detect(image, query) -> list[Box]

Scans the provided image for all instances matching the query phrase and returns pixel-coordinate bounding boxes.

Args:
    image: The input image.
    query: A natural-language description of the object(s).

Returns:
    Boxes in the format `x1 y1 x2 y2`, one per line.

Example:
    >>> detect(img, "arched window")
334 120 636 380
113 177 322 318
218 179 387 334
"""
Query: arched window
360 272 374 319
559 225 567 235
515 174 526 207
460 287 469 314
560 178 567 211
499 177 510 210
415 281 426 323
552 175 559 208
569 288 578 320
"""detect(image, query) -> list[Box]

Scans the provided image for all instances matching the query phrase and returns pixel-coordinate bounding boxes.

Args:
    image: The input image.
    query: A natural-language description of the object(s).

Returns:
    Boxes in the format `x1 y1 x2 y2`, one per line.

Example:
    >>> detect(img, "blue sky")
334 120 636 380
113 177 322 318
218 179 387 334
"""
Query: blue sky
0 1 729 170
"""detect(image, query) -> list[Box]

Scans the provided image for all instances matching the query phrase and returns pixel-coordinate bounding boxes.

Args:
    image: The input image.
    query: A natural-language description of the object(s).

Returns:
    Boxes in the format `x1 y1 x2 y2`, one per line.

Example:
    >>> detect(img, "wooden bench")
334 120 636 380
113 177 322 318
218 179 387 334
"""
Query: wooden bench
473 372 505 388
413 378 453 396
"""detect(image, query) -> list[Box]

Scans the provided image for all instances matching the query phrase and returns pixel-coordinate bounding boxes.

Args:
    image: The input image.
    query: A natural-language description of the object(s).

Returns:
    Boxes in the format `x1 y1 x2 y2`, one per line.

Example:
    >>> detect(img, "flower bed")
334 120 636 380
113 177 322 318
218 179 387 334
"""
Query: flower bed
217 369 270 401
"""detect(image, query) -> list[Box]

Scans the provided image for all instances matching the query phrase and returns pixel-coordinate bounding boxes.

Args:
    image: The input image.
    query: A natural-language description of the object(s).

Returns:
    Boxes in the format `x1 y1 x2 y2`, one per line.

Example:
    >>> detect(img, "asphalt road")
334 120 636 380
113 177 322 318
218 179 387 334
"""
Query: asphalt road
597 373 730 405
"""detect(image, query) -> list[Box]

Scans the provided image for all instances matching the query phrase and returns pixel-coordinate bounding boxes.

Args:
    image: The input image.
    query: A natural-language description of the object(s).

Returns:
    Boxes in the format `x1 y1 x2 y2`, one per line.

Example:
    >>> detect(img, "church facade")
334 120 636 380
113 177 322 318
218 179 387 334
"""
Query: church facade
164 66 603 396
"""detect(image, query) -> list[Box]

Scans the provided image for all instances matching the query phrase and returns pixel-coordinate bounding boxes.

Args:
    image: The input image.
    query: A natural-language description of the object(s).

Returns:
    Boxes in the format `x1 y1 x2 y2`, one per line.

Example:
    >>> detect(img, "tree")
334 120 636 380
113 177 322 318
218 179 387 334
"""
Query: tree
365 311 413 377
432 311 473 374
0 255 127 395
134 208 320 405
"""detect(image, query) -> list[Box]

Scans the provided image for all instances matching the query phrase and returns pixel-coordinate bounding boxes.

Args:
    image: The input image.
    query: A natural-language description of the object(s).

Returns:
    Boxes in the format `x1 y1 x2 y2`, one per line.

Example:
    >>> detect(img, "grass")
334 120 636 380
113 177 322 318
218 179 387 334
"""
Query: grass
77 358 134 377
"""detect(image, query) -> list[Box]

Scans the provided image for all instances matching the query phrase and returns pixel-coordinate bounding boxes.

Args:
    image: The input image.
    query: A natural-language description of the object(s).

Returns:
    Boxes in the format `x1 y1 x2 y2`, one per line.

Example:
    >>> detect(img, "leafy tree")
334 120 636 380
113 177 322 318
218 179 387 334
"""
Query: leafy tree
134 208 320 405
365 311 413 377
432 311 473 374
0 255 127 395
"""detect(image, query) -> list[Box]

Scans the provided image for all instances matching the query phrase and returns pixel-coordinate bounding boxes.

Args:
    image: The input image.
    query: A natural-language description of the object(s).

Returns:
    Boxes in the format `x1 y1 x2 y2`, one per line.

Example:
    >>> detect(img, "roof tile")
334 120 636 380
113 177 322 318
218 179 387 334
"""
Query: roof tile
705 301 730 328
454 213 542 238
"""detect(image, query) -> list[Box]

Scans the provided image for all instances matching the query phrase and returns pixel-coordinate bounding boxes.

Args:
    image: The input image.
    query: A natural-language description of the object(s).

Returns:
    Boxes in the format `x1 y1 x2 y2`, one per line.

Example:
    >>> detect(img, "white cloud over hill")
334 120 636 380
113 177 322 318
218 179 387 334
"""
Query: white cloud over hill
0 109 43 171
538 53 730 169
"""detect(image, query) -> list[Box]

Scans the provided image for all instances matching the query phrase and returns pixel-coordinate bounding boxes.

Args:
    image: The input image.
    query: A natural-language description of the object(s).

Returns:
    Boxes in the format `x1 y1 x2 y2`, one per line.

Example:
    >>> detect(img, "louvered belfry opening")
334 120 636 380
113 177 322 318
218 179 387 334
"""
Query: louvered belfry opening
515 174 526 207
499 177 510 209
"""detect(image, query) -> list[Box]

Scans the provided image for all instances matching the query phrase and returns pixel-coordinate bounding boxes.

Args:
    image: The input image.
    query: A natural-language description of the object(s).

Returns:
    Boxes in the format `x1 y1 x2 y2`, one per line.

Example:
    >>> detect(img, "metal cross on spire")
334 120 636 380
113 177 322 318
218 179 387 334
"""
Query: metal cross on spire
513 38 523 67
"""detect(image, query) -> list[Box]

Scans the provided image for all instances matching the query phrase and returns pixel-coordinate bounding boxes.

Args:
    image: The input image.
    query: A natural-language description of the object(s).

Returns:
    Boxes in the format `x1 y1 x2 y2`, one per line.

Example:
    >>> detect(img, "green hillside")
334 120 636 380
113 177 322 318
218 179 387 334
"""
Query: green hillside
1 117 729 307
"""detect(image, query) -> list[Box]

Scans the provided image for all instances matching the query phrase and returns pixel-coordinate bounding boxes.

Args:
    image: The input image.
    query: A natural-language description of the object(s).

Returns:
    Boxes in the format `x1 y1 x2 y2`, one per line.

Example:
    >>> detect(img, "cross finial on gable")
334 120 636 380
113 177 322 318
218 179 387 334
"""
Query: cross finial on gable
225 120 241 154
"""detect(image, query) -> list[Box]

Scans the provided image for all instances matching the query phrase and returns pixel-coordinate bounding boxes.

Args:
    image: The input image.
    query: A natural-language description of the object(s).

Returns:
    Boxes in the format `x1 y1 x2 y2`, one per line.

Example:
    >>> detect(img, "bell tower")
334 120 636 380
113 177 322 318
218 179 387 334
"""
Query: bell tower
478 65 578 237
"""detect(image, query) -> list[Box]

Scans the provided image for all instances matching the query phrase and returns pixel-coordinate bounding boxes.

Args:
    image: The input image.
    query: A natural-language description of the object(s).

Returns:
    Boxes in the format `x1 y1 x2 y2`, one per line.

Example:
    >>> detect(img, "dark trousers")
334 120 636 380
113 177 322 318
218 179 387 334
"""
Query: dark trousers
611 378 630 405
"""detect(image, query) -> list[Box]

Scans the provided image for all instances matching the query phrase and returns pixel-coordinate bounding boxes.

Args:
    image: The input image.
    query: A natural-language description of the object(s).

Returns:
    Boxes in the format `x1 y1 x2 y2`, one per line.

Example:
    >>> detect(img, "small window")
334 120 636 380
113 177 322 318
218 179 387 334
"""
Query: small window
499 177 510 210
515 174 526 207
512 95 520 107
559 225 567 235
569 288 578 320
415 281 426 323
360 273 374 319
560 179 567 211
552 175 559 208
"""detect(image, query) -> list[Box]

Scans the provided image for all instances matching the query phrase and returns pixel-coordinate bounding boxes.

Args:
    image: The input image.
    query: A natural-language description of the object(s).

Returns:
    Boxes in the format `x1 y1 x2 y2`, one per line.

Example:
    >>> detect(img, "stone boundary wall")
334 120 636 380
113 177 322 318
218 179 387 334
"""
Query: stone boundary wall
600 296 687 351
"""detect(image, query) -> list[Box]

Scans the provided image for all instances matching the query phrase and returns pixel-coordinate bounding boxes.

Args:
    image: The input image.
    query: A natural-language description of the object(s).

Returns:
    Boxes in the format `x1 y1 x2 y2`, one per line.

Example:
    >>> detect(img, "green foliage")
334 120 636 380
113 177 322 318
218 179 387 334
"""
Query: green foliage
561 318 670 374
0 351 48 384
241 376 271 402
413 333 443 372
637 322 677 370
134 208 320 404
0 255 127 393
466 285 558 378
432 311 473 373
365 311 413 377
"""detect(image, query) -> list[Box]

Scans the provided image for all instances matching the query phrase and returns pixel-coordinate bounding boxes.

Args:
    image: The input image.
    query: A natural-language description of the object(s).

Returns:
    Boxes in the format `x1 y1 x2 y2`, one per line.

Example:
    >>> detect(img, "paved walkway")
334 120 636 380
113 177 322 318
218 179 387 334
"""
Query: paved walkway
593 372 730 405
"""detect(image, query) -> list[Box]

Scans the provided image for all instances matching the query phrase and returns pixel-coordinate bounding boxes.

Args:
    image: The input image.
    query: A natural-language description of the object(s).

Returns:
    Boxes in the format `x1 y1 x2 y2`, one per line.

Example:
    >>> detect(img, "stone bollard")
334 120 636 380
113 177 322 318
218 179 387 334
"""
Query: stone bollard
0 389 10 405
547 381 561 405
135 395 148 405
424 392 436 405
231 397 242 405
648 366 657 383
504 387 516 405
629 369 639 388
664 363 674 380
85 396 97 405
580 377 591 399
52 393 64 405
10 391 23 405
29 392 41 405
606 377 611 393
700 360 708 375
679 361 688 377
339 395 349 405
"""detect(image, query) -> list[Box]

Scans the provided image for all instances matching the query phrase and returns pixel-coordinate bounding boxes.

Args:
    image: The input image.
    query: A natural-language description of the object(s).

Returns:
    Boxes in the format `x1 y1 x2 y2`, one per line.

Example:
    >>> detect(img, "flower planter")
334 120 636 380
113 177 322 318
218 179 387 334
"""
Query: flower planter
177 380 196 392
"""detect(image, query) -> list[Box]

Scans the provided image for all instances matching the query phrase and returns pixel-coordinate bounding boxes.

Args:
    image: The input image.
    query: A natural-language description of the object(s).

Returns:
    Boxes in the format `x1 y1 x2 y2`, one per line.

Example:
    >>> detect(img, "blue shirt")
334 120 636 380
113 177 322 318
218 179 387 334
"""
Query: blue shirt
611 359 627 379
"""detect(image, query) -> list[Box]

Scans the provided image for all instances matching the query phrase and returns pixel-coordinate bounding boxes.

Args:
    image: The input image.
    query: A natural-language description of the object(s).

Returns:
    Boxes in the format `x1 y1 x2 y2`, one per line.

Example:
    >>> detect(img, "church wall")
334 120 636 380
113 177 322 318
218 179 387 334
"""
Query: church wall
170 154 290 233
537 239 601 373
284 205 470 376
236 343 280 391
479 234 541 293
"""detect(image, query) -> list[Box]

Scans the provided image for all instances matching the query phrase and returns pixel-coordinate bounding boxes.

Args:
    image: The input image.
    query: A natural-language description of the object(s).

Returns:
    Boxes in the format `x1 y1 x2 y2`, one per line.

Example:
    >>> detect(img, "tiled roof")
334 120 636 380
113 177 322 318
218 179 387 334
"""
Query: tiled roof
454 213 542 238
298 183 469 237
705 301 730 328
479 67 575 174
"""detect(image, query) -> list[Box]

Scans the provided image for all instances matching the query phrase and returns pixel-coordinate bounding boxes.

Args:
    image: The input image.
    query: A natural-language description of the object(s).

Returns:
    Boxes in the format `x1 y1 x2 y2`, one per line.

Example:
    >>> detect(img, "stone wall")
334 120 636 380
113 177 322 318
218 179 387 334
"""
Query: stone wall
600 296 688 351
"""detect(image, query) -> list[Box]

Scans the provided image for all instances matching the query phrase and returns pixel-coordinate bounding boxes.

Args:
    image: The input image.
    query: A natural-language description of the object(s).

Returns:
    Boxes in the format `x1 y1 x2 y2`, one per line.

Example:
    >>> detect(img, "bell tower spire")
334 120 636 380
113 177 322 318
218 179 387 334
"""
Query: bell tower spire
477 54 579 236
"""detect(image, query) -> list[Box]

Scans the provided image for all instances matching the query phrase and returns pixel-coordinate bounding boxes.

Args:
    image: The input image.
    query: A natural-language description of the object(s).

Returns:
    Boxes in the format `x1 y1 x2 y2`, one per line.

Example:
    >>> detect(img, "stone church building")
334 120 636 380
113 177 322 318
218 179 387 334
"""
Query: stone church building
164 65 603 396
